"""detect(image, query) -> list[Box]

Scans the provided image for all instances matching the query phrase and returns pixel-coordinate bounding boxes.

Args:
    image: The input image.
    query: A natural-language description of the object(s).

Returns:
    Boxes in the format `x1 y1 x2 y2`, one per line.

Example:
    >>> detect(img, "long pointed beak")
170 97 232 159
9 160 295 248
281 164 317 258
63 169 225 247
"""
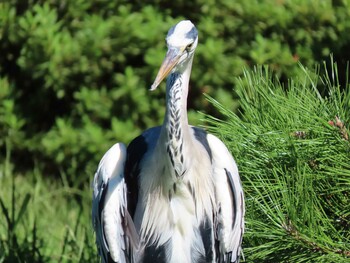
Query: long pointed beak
150 48 182 91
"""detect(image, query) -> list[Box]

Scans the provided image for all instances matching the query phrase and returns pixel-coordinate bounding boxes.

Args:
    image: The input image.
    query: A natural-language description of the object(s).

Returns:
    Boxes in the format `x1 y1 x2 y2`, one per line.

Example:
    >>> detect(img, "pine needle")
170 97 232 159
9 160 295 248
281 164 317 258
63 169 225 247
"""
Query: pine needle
205 60 350 262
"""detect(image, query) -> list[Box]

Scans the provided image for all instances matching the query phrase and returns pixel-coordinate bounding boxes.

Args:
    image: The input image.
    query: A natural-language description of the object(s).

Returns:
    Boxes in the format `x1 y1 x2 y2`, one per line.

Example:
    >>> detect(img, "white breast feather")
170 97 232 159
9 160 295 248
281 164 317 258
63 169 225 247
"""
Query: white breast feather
136 138 215 261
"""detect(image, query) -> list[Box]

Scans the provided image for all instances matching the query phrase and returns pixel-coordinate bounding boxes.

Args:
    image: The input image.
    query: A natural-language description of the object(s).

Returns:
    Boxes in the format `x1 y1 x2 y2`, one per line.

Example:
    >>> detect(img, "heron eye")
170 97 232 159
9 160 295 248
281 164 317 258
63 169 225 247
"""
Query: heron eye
186 43 193 51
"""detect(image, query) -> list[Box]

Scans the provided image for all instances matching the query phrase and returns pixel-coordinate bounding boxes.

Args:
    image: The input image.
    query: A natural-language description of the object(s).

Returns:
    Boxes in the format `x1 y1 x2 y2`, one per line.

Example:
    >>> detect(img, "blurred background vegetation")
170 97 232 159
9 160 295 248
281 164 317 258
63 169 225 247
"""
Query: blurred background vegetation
0 0 349 262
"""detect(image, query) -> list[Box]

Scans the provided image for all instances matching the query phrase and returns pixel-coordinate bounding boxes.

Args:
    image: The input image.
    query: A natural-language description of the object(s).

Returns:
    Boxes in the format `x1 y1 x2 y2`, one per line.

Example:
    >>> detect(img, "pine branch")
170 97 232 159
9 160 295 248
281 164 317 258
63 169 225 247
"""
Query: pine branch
205 60 350 262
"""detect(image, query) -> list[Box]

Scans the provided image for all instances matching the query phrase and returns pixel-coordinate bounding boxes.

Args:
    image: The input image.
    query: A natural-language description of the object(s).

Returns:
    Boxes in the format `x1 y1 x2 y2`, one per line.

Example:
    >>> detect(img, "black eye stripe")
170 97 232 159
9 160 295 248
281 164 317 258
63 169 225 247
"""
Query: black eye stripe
185 27 198 40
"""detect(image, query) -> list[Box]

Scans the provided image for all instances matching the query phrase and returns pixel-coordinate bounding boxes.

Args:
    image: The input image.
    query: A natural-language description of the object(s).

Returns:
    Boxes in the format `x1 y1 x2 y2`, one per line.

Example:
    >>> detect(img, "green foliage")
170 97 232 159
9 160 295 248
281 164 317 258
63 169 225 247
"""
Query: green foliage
0 167 96 262
2 1 350 180
1 1 350 261
205 62 350 262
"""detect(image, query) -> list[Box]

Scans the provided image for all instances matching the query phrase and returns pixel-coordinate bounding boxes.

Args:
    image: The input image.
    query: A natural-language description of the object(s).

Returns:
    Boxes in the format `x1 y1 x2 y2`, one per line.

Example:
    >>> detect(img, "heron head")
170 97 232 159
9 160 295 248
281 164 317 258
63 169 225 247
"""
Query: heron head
150 20 198 90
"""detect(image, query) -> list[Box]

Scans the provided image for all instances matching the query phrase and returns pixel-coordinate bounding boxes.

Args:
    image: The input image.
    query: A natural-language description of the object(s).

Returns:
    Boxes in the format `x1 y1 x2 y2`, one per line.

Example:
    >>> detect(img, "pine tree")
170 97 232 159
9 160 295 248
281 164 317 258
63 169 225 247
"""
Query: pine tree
206 60 350 262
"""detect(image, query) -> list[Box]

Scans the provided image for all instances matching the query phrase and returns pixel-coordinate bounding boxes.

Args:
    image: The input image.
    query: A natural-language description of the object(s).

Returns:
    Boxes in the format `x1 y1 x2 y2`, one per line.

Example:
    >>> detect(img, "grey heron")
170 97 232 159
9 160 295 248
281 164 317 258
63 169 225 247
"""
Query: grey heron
92 20 245 263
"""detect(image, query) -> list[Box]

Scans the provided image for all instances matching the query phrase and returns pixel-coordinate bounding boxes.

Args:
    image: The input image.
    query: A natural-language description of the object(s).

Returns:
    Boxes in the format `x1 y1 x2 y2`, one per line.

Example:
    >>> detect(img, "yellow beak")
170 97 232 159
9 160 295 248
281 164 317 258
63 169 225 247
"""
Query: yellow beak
150 48 182 91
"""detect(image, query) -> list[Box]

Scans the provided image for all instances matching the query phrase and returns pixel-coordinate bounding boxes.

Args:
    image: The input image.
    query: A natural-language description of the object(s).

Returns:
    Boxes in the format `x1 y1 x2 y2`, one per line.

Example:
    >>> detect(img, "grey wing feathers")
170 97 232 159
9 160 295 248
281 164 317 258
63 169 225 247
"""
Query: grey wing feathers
92 143 139 263
207 134 245 263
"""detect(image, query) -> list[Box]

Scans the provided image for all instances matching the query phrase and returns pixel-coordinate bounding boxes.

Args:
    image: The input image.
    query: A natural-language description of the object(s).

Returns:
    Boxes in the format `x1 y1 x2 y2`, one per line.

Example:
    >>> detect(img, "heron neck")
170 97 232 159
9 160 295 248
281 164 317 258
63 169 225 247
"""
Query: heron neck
162 59 193 178
166 73 190 120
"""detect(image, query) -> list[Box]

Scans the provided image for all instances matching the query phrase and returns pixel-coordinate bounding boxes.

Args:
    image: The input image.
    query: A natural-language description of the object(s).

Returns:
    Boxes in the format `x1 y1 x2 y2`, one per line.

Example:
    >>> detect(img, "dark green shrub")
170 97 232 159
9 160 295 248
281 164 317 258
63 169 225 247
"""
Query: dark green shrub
1 0 350 181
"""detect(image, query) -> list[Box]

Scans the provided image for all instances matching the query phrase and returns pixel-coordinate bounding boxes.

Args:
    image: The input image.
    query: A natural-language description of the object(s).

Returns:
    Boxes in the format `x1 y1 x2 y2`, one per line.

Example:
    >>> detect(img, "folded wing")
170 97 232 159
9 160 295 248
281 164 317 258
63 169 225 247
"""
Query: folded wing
92 143 139 263
207 134 245 263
